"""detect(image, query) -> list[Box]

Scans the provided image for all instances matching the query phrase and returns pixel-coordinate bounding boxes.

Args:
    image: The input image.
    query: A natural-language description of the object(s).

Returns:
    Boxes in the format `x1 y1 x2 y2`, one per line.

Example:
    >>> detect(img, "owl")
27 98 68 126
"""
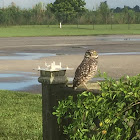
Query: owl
73 50 98 89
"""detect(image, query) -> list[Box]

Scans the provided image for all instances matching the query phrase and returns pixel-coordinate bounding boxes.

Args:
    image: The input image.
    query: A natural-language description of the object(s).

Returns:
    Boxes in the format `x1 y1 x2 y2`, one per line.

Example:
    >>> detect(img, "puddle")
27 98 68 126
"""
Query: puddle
71 46 88 49
0 72 35 78
0 77 39 91
99 52 140 56
0 72 106 91
0 52 56 60
68 77 105 83
0 50 140 61
0 73 23 78
0 72 39 91
99 38 140 42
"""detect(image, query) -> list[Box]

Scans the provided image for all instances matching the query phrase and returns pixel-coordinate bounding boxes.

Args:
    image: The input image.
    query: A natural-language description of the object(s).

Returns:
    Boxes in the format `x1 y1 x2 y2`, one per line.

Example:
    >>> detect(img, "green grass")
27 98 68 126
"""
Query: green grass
0 24 140 37
0 90 42 140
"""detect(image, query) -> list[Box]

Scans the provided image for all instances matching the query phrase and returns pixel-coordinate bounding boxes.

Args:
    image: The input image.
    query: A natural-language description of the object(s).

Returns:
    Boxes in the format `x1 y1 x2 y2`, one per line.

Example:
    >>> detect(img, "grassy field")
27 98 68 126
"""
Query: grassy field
0 90 42 140
0 24 140 37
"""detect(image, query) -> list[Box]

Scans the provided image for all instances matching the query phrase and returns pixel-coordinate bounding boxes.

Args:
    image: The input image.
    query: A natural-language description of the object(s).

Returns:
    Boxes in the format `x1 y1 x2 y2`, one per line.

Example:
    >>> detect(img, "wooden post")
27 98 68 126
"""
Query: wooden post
38 70 68 140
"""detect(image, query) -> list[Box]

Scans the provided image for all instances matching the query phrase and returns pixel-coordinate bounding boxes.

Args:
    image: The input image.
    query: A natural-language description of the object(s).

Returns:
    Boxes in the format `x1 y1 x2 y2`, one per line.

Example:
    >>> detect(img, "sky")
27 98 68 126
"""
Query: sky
0 0 140 10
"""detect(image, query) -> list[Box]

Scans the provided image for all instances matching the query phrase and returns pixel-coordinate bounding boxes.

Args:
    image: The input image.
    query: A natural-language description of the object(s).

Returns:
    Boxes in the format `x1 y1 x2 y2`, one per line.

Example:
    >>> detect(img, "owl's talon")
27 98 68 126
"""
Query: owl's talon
83 83 88 90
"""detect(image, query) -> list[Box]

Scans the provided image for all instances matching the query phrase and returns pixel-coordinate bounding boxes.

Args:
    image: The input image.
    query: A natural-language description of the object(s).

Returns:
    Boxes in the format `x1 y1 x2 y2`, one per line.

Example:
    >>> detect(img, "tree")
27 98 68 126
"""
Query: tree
98 1 110 24
128 9 135 25
32 2 45 24
5 3 21 25
50 0 86 23
113 7 122 13
133 5 140 12
46 4 57 26
0 9 5 25
122 6 129 23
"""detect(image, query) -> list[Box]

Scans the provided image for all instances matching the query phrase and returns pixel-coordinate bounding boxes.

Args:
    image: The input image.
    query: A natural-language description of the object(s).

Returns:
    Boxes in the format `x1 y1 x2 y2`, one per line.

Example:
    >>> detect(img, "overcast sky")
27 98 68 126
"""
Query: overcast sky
0 0 140 9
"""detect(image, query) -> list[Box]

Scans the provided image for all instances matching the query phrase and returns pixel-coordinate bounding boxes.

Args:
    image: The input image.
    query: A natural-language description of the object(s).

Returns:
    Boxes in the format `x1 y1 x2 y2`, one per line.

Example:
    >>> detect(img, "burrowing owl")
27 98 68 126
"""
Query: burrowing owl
73 50 98 89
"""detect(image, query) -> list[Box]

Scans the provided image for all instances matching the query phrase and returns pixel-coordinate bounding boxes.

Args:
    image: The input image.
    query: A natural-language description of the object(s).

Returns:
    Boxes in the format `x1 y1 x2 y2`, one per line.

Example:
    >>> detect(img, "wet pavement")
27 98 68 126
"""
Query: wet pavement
0 72 39 91
97 37 140 42
0 72 106 93
99 52 140 55
0 51 140 60
0 35 140 93
0 52 56 60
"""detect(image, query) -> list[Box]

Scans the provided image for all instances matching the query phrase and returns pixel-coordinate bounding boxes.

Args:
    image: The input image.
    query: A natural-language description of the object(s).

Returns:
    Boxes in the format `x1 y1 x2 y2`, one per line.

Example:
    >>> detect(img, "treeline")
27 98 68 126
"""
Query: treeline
83 2 140 25
113 5 140 13
0 1 140 26
0 2 57 26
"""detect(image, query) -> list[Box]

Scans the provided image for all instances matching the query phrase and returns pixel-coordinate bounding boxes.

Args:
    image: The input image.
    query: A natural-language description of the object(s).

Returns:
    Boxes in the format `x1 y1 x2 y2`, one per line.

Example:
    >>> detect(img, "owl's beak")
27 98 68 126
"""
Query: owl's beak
94 55 98 59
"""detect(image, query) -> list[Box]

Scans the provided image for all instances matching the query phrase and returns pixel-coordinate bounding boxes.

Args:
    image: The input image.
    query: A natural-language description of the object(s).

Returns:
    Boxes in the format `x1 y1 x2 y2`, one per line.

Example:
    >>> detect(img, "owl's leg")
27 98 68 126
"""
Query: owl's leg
83 82 88 90
73 86 77 90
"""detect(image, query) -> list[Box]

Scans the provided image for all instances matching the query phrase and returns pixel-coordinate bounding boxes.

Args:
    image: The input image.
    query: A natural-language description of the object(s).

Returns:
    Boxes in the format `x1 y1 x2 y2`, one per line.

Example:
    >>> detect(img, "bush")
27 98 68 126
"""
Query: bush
53 74 140 140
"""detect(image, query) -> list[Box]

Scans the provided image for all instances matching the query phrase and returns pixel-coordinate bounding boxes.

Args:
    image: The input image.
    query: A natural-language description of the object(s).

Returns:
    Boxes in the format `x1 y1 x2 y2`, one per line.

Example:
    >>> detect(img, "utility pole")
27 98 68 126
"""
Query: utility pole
128 13 130 30
92 7 95 30
111 14 114 30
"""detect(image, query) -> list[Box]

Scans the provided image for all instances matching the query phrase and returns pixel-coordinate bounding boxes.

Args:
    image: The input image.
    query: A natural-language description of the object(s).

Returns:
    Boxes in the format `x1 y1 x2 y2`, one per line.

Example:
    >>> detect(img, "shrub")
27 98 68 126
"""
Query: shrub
53 74 140 140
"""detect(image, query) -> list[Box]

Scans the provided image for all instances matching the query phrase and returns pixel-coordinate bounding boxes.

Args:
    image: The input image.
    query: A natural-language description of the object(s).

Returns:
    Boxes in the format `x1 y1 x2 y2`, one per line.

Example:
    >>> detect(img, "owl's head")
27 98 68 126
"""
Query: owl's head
84 50 98 59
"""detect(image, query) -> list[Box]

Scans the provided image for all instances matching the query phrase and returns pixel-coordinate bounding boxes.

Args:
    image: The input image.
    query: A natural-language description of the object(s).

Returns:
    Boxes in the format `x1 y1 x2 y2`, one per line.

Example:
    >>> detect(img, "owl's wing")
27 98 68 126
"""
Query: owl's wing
73 59 93 88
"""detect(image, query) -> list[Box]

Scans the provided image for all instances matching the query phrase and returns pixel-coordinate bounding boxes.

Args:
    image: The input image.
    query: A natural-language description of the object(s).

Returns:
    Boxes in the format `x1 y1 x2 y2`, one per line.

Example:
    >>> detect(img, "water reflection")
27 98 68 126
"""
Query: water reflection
0 77 39 91
0 72 105 91
67 77 105 83
0 73 23 78
99 38 140 42
0 51 140 60
99 52 140 56
0 52 56 60
0 73 39 91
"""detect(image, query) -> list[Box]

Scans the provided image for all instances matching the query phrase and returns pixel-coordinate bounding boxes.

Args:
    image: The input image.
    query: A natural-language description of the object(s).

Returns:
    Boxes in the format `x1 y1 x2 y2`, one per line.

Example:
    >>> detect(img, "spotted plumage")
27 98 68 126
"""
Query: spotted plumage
73 50 98 89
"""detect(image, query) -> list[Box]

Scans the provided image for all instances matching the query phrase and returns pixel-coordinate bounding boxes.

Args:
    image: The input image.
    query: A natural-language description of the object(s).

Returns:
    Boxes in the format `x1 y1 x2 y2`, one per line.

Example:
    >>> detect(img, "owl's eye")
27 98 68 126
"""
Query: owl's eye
93 52 97 55
86 52 90 55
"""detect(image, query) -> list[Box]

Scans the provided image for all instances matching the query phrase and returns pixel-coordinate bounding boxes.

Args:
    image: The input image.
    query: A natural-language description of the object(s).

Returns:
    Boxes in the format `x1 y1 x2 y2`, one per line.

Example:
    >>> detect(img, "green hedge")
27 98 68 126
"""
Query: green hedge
53 74 140 140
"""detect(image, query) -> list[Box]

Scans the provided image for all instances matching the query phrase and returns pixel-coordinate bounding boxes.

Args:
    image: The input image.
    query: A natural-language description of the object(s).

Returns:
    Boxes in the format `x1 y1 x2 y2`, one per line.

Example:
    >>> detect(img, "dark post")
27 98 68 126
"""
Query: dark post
111 14 113 30
77 13 79 29
110 11 114 30
128 13 130 30
38 70 68 140
93 14 95 30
